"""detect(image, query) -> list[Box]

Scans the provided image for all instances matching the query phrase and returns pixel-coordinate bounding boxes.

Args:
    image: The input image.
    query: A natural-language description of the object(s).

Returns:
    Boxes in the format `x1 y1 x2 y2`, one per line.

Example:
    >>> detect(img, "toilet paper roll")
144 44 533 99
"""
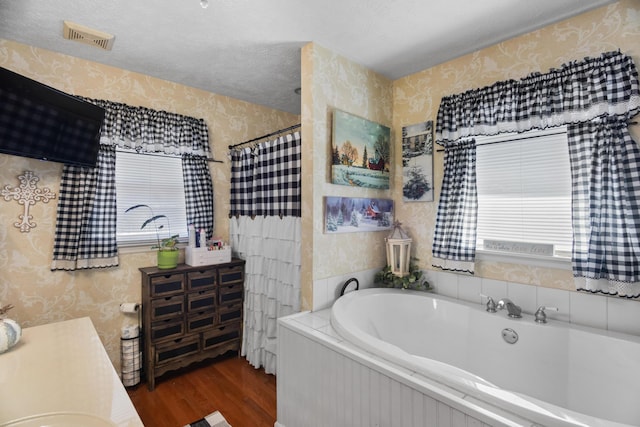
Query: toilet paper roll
122 370 140 387
120 303 140 314
121 356 141 373
121 325 139 339
121 339 139 352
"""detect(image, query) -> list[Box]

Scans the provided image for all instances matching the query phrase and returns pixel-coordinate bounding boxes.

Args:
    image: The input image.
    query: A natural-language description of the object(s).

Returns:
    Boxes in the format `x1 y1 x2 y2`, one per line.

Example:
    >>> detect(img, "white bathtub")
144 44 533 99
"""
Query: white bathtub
330 288 640 427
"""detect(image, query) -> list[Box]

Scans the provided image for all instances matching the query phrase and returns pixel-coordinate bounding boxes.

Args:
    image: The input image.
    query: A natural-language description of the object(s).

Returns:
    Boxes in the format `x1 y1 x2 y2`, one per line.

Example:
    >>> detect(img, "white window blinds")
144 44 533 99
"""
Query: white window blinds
475 126 572 258
115 149 188 246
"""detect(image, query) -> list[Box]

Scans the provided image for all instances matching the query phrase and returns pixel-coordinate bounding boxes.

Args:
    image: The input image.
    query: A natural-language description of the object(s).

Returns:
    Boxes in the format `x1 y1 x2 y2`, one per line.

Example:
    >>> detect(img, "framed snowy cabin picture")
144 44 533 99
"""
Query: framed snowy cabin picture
402 121 434 202
331 109 391 190
324 196 394 234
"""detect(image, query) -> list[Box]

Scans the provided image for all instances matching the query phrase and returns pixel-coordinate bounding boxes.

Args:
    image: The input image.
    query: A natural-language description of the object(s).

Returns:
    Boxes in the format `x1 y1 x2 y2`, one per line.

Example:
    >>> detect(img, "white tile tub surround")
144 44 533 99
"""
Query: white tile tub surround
277 310 521 427
424 270 640 337
312 267 379 311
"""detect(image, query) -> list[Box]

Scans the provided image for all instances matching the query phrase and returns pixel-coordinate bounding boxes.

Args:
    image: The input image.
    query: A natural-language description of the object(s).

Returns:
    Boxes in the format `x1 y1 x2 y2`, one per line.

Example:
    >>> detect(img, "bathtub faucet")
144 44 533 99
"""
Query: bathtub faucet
479 294 497 313
496 298 522 318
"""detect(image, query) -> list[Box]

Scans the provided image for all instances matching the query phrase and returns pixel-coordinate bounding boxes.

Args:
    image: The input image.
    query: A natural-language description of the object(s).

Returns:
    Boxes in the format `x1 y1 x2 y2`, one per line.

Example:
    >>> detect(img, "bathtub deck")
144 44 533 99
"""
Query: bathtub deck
277 309 539 427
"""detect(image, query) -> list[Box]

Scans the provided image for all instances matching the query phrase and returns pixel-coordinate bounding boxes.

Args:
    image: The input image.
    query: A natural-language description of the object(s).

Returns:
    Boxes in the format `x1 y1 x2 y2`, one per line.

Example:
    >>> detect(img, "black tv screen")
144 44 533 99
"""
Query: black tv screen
0 67 105 168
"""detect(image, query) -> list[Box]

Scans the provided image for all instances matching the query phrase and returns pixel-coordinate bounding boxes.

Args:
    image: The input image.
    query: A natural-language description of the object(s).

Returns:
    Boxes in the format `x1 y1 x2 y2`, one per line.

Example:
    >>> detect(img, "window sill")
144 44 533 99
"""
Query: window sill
118 243 186 255
118 244 156 254
475 249 571 270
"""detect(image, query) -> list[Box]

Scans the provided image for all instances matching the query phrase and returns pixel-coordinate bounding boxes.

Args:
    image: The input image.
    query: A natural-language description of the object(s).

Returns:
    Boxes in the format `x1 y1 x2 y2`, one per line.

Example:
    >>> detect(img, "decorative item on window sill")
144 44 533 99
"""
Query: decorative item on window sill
385 220 412 277
1 170 56 233
125 204 180 269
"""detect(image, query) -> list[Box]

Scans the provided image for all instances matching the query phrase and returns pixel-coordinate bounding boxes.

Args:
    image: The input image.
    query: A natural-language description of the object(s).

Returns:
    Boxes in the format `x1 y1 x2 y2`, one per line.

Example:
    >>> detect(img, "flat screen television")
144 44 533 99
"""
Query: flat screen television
0 67 105 168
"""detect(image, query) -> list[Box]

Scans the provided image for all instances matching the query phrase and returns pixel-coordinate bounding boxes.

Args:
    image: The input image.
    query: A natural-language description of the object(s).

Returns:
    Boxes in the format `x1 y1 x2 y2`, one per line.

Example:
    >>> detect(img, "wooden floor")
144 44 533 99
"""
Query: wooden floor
127 354 277 427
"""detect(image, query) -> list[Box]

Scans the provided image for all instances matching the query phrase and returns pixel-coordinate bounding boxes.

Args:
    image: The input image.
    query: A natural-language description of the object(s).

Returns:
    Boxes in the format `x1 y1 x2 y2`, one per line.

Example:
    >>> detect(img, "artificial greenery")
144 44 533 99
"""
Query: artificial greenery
374 259 431 291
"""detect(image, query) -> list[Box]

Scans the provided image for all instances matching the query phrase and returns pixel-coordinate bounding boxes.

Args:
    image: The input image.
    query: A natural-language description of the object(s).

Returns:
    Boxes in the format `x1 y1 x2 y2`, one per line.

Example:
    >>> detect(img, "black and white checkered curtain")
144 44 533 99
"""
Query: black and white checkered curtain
229 131 302 218
436 51 640 142
52 100 213 270
568 117 640 297
51 146 119 270
229 146 256 217
432 139 477 273
182 154 214 239
433 51 640 291
86 99 211 158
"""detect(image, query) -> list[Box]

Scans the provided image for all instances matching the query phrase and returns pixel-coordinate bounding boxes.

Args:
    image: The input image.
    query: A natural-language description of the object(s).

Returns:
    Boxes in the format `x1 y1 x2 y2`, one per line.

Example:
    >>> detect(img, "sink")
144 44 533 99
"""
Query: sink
1 412 117 427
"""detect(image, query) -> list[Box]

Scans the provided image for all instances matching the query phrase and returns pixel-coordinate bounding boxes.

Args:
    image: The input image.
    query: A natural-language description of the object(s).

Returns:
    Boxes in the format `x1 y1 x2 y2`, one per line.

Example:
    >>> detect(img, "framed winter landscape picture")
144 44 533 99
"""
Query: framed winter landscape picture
331 109 391 190
402 121 434 202
324 196 394 234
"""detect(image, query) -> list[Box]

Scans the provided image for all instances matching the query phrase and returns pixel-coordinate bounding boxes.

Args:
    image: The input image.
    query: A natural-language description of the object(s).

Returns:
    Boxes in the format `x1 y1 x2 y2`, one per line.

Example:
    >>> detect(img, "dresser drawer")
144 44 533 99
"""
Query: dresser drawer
188 289 216 312
219 301 243 324
219 265 244 286
219 283 243 305
187 270 217 291
202 322 241 350
151 318 185 341
154 335 200 365
149 273 185 297
151 295 185 320
187 311 217 333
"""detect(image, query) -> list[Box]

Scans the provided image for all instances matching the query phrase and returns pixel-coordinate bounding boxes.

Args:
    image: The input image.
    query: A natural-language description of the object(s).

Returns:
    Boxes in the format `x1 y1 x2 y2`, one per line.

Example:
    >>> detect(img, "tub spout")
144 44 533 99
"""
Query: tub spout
340 278 359 296
497 298 522 318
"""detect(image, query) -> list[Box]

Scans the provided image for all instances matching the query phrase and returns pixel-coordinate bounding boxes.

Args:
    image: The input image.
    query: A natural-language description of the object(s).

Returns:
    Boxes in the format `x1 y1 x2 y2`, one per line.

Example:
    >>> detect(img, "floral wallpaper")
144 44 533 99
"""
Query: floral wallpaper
300 43 394 310
1 0 639 372
0 39 299 371
392 0 640 291
300 0 640 309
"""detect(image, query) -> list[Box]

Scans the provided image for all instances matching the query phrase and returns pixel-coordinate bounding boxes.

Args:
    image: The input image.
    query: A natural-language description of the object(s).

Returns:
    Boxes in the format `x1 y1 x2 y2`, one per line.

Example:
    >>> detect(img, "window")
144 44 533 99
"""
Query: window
475 126 572 259
115 149 188 246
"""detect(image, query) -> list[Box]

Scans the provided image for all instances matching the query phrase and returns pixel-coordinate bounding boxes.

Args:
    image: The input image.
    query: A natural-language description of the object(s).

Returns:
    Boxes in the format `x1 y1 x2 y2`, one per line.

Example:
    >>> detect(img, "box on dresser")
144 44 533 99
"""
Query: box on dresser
185 245 231 267
140 259 245 390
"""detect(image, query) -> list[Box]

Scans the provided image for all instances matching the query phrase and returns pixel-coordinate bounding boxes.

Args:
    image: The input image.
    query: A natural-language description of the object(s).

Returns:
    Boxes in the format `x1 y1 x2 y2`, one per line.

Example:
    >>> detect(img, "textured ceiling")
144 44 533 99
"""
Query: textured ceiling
0 0 615 114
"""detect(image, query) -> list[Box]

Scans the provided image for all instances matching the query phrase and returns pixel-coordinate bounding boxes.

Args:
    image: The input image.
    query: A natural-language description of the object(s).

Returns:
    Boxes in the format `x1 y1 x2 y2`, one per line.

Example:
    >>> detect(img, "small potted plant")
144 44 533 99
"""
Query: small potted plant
125 204 180 269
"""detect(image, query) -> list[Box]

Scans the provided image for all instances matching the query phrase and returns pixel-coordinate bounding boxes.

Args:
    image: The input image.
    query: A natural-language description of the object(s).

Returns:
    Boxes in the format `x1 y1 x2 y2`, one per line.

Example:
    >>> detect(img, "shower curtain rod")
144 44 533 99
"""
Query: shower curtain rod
228 123 301 149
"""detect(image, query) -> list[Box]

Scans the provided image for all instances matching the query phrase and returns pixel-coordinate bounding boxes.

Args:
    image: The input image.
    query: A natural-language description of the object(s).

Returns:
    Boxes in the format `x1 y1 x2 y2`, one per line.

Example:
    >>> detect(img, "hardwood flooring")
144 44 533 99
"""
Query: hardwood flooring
127 354 277 427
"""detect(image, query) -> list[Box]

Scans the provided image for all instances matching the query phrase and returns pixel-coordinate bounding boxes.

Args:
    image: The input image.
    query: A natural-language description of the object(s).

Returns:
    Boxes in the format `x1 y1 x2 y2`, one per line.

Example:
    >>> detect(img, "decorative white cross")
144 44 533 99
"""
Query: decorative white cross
1 170 56 233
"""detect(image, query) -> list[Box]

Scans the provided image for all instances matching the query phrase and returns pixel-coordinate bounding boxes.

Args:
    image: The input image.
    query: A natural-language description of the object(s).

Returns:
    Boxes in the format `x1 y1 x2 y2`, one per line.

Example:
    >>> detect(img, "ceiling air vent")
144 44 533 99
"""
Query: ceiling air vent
63 20 115 51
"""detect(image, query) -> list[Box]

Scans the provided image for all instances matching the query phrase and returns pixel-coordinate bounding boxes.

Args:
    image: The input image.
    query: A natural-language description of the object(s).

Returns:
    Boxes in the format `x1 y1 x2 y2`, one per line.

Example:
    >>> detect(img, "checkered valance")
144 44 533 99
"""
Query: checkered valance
85 99 212 157
52 100 213 271
229 131 301 218
436 51 640 143
433 51 640 296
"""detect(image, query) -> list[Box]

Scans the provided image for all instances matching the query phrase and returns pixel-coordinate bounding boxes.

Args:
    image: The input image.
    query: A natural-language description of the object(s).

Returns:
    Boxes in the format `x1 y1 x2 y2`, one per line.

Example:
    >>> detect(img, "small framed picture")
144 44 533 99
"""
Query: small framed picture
324 196 394 234
402 121 434 202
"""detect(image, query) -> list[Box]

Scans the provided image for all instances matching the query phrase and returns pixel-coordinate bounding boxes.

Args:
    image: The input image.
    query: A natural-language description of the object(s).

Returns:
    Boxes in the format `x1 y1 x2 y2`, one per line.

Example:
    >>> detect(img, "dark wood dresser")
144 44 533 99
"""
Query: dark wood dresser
139 260 245 390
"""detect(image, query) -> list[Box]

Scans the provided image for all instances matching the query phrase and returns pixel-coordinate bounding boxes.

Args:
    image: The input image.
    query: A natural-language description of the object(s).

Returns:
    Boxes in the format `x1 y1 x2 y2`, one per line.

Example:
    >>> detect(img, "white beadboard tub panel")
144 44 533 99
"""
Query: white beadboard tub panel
277 312 534 427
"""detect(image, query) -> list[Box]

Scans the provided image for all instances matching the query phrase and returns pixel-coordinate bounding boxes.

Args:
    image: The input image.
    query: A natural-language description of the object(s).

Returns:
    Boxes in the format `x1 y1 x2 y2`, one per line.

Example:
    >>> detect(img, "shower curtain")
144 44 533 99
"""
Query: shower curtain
229 130 301 374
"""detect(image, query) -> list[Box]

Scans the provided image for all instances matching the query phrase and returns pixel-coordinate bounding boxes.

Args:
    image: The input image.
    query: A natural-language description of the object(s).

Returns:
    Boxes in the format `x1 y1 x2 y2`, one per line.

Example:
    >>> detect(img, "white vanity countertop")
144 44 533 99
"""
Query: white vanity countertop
0 317 144 427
